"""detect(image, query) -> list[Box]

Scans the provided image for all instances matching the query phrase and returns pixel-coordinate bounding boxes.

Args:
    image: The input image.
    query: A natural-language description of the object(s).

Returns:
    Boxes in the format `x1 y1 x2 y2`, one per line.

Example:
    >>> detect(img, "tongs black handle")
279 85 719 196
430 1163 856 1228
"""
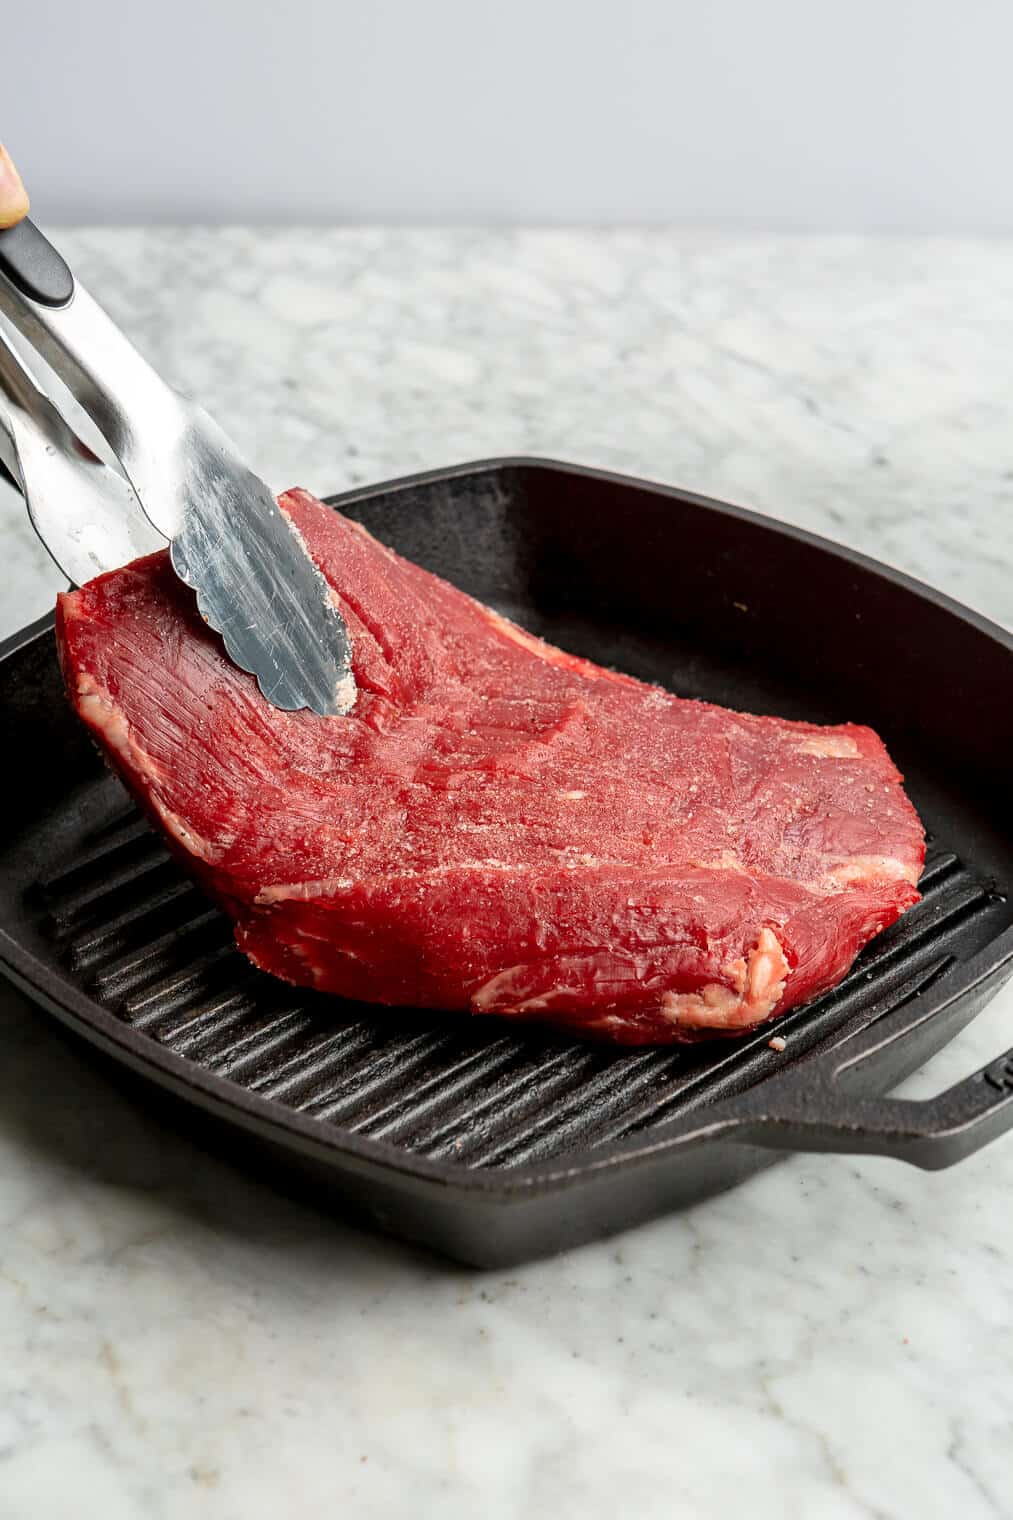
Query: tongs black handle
0 218 74 308
0 220 73 495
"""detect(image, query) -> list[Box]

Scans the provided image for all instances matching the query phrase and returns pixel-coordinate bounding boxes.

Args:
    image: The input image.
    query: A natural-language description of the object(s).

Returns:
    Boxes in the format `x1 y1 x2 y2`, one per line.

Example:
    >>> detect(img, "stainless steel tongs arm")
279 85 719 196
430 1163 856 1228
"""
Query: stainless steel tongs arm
0 223 202 538
0 323 167 583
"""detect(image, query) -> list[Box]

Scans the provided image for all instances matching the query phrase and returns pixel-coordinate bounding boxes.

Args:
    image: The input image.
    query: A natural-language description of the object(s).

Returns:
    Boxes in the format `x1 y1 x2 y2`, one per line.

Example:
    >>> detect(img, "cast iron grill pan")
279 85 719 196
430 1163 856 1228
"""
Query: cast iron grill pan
2 460 1012 1266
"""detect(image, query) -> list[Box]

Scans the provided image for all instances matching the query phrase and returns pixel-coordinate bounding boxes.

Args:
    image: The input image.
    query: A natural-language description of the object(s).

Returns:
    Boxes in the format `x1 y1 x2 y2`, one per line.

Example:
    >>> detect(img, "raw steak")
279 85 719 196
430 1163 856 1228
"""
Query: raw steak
56 489 924 1044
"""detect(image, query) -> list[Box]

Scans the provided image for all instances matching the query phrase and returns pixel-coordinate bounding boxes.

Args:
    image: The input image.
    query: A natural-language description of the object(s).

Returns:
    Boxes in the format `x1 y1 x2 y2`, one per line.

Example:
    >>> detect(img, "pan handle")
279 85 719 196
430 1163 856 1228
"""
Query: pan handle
687 947 1013 1170
731 1045 1013 1170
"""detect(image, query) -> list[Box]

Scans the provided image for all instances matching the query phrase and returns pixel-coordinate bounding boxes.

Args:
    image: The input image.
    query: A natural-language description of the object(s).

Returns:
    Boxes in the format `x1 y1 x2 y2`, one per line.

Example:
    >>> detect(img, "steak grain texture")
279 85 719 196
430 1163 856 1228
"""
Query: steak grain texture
56 490 925 1044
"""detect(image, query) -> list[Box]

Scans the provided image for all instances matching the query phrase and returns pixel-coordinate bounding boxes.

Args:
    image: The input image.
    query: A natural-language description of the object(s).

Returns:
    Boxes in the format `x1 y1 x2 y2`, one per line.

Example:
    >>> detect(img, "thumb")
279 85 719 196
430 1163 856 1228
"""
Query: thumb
0 145 30 228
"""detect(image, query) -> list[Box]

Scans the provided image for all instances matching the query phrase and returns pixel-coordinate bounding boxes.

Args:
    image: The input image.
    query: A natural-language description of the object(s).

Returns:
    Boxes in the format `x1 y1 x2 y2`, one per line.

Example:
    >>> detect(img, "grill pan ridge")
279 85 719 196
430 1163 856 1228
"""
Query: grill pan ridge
1 458 1012 1266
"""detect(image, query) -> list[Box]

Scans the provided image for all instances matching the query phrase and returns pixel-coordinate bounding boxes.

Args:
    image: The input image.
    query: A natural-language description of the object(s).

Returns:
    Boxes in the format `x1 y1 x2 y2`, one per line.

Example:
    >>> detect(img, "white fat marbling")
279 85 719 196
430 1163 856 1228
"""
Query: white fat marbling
1 230 1012 1518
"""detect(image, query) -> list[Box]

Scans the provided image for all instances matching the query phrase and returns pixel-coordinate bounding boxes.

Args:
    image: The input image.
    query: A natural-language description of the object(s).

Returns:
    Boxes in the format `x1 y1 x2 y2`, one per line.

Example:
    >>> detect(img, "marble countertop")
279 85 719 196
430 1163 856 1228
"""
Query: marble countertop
2 230 1012 1518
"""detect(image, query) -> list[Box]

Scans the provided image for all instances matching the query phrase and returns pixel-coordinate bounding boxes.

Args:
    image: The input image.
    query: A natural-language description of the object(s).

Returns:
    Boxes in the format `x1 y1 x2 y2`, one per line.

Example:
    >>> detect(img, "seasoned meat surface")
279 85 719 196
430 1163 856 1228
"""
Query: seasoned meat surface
56 490 924 1044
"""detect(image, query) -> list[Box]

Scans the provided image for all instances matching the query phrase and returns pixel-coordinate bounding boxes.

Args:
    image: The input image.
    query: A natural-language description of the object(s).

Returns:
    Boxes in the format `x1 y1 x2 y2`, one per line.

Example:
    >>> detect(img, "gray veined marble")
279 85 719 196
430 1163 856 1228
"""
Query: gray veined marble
1 229 1012 1519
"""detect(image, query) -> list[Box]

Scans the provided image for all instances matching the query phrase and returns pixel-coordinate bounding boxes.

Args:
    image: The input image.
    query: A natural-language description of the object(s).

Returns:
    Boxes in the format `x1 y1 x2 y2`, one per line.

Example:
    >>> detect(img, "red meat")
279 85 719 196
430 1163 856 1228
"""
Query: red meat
56 489 924 1044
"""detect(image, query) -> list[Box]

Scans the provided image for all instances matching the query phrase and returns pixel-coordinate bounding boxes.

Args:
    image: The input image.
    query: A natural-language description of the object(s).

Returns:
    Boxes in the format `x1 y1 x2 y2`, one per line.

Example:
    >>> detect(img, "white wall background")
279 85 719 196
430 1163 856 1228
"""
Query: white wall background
4 0 1013 230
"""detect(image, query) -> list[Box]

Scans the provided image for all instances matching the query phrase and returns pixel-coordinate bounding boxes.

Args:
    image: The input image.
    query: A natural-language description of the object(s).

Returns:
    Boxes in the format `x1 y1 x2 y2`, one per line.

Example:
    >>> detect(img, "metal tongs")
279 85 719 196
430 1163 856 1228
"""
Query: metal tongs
0 220 355 716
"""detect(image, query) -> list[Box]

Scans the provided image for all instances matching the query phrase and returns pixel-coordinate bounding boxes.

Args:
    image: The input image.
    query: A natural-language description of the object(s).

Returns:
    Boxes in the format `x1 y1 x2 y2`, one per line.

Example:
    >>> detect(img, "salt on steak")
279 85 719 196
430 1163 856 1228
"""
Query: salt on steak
56 489 925 1045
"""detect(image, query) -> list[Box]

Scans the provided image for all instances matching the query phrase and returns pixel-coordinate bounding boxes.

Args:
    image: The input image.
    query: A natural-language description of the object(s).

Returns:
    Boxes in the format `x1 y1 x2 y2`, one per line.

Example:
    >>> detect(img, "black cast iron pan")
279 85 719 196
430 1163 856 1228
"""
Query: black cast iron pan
1 458 1012 1267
